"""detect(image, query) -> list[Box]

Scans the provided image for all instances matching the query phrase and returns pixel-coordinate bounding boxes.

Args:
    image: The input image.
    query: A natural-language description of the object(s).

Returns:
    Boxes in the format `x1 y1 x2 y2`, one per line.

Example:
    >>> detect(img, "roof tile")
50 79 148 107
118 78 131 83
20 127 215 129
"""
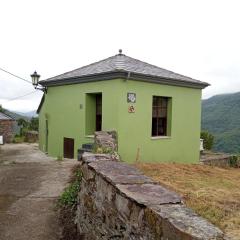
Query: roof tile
0 112 14 120
40 53 209 88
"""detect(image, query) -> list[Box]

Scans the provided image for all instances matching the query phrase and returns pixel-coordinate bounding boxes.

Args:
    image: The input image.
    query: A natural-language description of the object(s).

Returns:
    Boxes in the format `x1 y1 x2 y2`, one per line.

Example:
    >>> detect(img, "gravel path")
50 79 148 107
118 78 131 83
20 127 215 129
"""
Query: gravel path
0 143 77 240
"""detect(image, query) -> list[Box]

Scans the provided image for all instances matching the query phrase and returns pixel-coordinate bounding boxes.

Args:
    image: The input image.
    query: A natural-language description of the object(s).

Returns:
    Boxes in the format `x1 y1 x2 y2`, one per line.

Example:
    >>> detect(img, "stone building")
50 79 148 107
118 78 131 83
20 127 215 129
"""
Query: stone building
0 112 15 143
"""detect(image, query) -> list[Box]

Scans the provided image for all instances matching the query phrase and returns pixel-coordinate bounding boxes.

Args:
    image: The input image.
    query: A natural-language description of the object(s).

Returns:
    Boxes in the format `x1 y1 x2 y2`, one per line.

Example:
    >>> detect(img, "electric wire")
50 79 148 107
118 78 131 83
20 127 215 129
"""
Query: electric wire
0 67 39 103
0 67 32 84
4 90 38 102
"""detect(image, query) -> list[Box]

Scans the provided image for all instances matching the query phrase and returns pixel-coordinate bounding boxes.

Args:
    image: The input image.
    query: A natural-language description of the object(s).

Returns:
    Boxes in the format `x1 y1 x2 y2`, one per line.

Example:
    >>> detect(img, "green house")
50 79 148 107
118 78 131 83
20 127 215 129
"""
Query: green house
37 50 209 163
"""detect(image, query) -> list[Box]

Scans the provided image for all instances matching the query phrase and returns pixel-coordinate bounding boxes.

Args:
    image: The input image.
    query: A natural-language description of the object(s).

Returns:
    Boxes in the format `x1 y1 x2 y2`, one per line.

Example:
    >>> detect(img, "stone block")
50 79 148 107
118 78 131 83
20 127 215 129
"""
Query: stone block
89 160 142 176
150 204 225 240
116 183 182 205
82 152 111 163
115 193 131 221
80 163 95 181
88 160 154 185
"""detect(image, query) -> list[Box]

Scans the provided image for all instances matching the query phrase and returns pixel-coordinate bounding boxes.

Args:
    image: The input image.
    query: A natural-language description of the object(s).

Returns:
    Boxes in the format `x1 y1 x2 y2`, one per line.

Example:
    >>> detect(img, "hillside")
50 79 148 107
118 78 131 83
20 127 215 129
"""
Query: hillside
3 109 30 121
202 92 240 153
15 110 37 118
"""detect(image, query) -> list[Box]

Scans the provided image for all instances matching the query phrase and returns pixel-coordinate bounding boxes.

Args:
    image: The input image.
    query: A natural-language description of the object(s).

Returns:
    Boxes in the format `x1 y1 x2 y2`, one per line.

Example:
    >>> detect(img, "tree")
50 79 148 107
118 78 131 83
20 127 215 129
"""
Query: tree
201 131 214 150
0 105 5 113
29 117 39 131
17 118 29 136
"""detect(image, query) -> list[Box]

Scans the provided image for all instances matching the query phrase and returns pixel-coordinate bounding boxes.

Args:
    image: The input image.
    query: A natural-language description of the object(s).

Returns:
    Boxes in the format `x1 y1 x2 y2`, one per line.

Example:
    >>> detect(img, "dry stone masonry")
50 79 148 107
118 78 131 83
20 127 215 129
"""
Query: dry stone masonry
94 131 118 152
200 152 240 168
0 119 14 143
76 151 227 240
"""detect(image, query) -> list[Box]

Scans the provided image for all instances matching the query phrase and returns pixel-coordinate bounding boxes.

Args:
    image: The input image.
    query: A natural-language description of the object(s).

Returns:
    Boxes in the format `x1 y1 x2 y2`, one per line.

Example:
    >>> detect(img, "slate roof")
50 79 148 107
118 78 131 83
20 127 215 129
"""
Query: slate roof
39 51 209 89
0 112 14 120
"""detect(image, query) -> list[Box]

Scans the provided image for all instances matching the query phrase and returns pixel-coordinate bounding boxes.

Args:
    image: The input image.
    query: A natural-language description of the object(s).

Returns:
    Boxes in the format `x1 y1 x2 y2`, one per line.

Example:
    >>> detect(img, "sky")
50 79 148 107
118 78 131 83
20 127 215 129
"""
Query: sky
0 0 240 113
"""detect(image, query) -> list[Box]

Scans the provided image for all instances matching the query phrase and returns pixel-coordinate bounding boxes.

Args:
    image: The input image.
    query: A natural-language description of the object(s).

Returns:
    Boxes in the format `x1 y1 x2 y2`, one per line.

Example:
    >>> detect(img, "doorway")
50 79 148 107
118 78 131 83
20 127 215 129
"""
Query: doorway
63 137 74 159
85 93 102 135
95 94 102 131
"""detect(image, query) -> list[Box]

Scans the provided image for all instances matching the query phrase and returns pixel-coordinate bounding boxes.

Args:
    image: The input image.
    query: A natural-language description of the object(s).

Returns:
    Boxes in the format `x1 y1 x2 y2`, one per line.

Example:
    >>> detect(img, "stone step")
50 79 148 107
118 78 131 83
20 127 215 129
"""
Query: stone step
82 143 94 150
78 148 92 161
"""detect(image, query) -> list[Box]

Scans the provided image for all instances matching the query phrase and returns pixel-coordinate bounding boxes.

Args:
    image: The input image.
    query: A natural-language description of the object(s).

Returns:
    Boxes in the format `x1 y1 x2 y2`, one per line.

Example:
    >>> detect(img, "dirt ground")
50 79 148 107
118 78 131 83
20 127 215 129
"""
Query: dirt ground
0 143 77 240
135 163 240 240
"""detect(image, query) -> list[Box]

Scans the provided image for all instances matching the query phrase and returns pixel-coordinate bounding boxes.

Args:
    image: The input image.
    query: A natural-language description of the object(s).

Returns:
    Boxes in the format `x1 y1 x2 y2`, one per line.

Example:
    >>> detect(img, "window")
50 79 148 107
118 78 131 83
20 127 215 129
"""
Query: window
152 96 169 137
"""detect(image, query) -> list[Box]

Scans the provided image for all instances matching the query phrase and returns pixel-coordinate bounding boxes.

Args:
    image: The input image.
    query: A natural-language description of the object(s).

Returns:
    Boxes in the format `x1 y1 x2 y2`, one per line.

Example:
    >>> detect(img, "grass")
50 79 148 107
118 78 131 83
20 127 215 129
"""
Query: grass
134 163 240 239
59 165 82 207
56 155 63 162
58 165 82 240
12 136 25 143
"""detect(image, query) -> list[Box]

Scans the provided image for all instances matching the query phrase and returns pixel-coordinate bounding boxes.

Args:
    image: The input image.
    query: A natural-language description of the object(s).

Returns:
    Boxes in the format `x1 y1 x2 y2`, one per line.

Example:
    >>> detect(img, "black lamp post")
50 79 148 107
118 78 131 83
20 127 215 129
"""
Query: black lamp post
31 71 47 93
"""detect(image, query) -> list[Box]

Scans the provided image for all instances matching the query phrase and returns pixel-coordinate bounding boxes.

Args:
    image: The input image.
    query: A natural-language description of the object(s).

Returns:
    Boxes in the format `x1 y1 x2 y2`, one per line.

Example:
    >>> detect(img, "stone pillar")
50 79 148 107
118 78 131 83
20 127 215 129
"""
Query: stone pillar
94 131 117 152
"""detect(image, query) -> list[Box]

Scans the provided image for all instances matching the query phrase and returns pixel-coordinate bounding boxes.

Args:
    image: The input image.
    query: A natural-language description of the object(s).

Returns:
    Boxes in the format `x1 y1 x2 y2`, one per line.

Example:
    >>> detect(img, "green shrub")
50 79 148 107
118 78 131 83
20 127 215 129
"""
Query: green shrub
93 145 114 154
201 131 214 150
229 155 240 168
59 167 82 207
12 136 25 143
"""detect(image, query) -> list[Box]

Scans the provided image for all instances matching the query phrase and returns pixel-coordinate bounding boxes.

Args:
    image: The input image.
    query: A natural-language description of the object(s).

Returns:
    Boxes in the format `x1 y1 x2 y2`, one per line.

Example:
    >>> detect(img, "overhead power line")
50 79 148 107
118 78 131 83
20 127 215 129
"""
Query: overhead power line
0 67 32 84
5 90 38 102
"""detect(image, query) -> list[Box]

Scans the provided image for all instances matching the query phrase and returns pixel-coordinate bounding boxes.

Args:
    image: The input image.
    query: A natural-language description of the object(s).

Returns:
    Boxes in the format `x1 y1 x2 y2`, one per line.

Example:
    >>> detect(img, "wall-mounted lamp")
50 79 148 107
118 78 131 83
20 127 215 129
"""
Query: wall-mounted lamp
31 71 47 93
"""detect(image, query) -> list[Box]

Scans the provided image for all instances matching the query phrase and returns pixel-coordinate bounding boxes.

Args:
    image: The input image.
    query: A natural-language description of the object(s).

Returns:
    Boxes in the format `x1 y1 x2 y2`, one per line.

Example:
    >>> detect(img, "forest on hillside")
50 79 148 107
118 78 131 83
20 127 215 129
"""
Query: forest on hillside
202 92 240 154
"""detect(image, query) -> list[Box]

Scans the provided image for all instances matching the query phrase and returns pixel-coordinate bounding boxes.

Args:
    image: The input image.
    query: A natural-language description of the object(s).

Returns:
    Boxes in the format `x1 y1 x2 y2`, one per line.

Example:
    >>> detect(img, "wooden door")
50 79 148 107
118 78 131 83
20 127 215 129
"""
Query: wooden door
64 137 74 159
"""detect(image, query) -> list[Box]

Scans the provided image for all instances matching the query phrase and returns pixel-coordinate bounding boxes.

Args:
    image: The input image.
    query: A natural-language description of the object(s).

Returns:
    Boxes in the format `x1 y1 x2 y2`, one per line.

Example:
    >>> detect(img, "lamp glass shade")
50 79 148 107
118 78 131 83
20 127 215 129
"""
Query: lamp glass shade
31 71 40 86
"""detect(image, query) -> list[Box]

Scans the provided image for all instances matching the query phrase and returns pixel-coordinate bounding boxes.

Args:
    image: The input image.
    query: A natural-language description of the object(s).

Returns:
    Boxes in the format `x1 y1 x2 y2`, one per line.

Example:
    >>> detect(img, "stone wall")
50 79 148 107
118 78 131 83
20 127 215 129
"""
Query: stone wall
24 130 39 143
76 152 227 240
94 131 118 152
0 120 14 143
200 152 235 168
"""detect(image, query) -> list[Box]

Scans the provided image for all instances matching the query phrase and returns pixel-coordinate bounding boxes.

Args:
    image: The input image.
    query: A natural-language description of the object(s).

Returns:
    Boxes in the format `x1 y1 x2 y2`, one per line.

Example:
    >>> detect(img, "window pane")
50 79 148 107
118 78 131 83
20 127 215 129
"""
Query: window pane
157 118 167 136
152 118 158 136
153 96 158 106
152 96 168 136
159 108 167 117
152 106 158 117
161 98 168 107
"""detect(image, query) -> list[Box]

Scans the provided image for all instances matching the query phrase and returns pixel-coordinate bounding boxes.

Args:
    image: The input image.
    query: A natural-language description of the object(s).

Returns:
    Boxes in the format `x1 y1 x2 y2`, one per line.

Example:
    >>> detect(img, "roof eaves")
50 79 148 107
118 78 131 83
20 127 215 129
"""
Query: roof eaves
39 71 209 89
129 72 210 89
39 71 127 86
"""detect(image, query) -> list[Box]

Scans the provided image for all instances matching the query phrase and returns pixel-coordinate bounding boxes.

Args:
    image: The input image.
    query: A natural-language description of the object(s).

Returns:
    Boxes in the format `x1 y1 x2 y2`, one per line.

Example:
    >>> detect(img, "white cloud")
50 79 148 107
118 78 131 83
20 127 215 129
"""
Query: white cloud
0 0 240 111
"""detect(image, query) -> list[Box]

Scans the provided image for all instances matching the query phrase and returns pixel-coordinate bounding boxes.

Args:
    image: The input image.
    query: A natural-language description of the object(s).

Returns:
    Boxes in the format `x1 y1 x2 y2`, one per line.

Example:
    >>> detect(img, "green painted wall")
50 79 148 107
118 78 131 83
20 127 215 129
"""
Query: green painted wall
116 80 201 163
39 79 202 163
